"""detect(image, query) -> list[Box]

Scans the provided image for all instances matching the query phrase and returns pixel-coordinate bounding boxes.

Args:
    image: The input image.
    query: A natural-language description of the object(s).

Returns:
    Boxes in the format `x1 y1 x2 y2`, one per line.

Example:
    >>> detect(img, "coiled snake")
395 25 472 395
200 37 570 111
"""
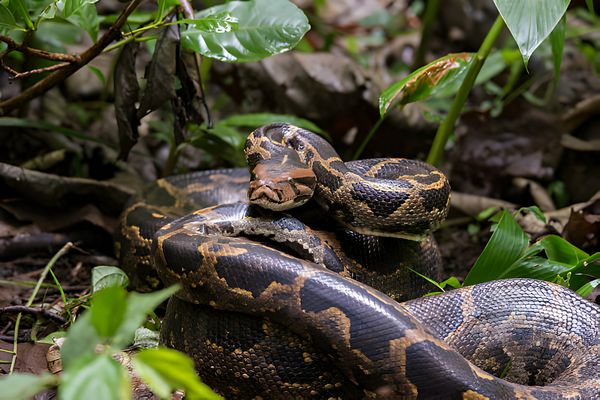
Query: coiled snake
118 124 600 399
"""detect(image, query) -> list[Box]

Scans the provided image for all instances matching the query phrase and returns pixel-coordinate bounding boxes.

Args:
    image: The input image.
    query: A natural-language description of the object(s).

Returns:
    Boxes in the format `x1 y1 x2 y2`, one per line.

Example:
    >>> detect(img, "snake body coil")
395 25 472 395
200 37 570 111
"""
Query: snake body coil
118 124 600 399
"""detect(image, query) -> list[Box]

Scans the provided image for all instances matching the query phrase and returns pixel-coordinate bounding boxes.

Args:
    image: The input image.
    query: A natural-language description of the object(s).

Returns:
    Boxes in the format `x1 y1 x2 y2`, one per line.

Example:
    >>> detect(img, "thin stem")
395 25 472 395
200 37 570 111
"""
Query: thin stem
4 62 71 79
0 35 79 62
352 115 387 160
413 0 441 69
9 242 73 374
426 15 505 166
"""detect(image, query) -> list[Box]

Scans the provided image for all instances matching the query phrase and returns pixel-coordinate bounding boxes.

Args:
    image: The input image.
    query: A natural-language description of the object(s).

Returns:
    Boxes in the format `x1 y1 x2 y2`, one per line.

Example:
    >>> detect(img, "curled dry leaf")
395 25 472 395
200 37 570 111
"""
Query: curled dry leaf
137 23 179 120
563 193 600 252
114 42 141 161
379 53 472 116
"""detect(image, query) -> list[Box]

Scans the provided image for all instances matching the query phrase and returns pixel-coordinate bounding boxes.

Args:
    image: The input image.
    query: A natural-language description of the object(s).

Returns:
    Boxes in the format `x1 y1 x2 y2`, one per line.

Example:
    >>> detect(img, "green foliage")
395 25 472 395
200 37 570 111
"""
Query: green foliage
181 0 310 62
493 0 570 66
463 210 529 286
133 348 221 400
0 373 58 400
462 210 600 293
188 113 327 166
0 3 25 32
60 354 130 400
0 266 216 400
91 266 129 292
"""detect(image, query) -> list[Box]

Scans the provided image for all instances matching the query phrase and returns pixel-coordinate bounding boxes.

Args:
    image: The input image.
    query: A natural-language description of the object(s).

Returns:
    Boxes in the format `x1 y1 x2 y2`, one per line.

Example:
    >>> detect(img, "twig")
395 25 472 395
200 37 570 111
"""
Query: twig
2 62 71 80
0 0 144 115
9 242 73 374
0 306 66 325
0 35 79 62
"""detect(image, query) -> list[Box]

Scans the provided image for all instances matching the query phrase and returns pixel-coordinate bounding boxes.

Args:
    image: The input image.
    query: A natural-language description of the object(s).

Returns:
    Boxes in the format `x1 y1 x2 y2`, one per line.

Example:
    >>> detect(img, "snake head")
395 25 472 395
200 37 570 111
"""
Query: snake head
248 162 316 211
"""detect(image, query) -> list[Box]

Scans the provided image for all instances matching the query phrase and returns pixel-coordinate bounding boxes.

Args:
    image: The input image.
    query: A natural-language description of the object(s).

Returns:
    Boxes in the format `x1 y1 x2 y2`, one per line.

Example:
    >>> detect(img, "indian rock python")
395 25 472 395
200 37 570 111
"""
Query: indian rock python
117 124 600 399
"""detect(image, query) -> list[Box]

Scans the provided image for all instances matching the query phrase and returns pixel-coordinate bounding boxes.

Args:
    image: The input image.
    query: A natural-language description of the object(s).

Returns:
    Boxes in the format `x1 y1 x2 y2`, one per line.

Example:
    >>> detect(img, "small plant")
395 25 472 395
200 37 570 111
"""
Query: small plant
0 266 220 400
356 0 574 163
416 208 600 296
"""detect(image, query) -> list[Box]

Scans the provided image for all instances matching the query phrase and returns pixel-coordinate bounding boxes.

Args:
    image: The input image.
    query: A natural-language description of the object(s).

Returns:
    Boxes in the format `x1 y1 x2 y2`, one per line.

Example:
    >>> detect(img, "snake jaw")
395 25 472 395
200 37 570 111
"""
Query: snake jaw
248 162 316 211
248 179 313 211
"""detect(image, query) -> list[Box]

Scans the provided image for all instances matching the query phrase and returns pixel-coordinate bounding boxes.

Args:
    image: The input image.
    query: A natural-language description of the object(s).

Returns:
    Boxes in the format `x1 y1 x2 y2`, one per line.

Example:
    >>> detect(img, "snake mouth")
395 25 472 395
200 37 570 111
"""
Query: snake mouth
248 181 312 211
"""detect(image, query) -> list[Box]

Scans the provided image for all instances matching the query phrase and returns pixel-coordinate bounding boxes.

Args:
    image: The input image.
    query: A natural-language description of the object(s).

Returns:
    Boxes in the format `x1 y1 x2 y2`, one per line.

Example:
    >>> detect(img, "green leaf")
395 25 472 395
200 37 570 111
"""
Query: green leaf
499 256 571 281
61 0 99 40
463 210 529 285
9 0 34 29
220 113 330 140
520 205 546 223
493 0 570 66
178 12 239 33
87 65 107 88
60 312 101 368
155 0 177 22
575 278 600 297
181 0 310 62
549 14 566 78
379 53 473 116
0 3 25 32
133 348 221 400
112 285 180 348
188 124 247 166
586 0 595 13
0 373 58 400
92 266 129 292
91 285 127 338
60 354 131 400
439 276 461 289
537 235 589 265
407 267 447 292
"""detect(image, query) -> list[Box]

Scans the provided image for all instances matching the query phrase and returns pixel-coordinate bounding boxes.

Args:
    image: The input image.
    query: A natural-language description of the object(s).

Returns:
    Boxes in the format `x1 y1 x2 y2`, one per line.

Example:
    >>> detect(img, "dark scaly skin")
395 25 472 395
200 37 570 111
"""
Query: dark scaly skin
245 124 451 240
119 124 600 399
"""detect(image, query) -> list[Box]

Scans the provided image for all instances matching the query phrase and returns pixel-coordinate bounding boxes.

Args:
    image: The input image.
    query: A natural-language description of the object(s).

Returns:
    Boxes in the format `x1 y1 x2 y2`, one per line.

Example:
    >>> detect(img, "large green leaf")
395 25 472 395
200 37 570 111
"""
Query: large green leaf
61 0 99 40
0 373 58 400
181 0 310 62
498 256 571 281
493 0 570 65
90 285 127 338
60 312 101 368
0 4 24 32
60 354 130 400
112 285 180 347
463 211 529 285
9 0 33 29
537 235 589 265
133 348 221 400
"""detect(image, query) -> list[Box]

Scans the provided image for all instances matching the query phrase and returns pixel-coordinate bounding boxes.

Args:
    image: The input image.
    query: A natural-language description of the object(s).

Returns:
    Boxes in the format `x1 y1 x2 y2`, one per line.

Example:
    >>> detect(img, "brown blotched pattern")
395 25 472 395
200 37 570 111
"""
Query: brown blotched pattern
118 124 599 399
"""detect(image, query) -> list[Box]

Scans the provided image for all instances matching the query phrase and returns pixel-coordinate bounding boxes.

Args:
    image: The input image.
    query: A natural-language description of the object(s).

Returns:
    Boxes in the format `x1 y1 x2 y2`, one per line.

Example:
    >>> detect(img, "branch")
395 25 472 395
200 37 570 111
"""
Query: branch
0 0 144 116
2 61 71 79
0 35 79 62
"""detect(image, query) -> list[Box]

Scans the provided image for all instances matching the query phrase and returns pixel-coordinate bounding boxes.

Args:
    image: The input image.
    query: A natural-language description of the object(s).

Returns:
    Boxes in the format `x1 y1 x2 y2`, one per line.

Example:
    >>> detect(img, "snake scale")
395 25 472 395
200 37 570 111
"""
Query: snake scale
117 124 600 399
